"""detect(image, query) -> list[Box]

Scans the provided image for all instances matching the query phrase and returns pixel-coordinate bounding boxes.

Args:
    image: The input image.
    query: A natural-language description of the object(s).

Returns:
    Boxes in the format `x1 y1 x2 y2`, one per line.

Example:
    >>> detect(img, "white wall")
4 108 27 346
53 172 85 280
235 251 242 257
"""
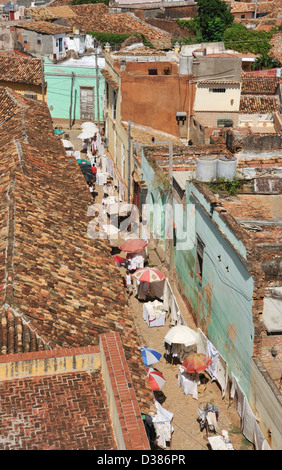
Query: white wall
194 83 241 112
65 34 94 54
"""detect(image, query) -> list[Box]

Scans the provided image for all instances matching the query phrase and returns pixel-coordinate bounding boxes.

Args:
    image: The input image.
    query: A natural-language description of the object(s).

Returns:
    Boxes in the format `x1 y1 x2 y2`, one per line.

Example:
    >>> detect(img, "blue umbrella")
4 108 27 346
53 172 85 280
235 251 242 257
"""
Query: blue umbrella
141 346 162 366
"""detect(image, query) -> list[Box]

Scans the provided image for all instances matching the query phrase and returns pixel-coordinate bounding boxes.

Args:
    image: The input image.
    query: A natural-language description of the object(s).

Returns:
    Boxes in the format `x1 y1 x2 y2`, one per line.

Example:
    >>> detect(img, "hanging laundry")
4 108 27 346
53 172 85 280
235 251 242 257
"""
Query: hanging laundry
206 339 219 381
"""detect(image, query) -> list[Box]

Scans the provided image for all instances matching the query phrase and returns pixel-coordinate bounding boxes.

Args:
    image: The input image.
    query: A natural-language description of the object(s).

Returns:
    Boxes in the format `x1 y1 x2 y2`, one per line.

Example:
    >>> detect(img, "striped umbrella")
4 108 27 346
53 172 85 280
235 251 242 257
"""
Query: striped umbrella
133 267 165 283
146 368 166 391
141 347 162 366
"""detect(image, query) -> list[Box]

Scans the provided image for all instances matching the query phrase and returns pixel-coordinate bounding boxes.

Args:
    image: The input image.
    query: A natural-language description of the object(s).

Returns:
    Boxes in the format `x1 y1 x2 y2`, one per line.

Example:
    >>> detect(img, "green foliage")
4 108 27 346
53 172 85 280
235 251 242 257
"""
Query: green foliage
251 54 281 70
208 177 244 196
89 32 131 47
174 18 203 45
196 0 233 41
176 17 201 35
223 23 273 55
206 17 226 42
71 0 109 4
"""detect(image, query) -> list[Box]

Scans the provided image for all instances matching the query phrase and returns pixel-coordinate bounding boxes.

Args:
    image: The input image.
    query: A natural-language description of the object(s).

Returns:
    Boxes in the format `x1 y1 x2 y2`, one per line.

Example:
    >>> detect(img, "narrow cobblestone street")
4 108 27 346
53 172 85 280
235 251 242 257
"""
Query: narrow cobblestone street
55 119 253 451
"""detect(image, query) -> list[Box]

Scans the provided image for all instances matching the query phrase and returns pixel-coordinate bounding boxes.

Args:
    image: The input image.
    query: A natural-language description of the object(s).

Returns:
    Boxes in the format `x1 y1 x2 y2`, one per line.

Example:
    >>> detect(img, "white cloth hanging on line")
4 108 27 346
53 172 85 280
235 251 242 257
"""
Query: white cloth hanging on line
230 373 271 450
197 329 227 398
152 400 174 449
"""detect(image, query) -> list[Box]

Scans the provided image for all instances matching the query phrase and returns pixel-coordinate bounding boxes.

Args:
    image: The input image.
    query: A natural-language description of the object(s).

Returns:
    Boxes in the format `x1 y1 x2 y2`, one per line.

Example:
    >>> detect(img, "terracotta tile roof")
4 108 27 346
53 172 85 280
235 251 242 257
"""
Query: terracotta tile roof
101 69 119 90
270 31 282 62
22 4 171 49
198 80 241 86
0 86 153 414
0 50 29 57
0 338 151 450
240 75 281 113
46 5 78 17
231 1 274 14
0 55 42 86
239 95 279 113
256 24 274 31
47 0 73 5
0 369 117 450
69 3 109 16
231 1 255 13
241 76 280 95
27 4 107 20
65 12 172 50
27 6 57 20
257 1 278 14
14 21 72 34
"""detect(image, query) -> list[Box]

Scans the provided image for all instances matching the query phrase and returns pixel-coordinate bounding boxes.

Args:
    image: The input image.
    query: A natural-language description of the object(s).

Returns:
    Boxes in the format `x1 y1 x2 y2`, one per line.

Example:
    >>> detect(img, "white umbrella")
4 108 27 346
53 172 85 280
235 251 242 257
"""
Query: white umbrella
61 139 73 148
164 325 198 347
81 122 98 133
77 131 94 140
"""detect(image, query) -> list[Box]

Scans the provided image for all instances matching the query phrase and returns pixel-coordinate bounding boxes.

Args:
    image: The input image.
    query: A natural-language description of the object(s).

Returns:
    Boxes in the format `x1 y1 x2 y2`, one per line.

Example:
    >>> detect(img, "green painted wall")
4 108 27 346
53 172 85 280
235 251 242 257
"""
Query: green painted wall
44 56 105 122
175 182 254 397
141 152 255 397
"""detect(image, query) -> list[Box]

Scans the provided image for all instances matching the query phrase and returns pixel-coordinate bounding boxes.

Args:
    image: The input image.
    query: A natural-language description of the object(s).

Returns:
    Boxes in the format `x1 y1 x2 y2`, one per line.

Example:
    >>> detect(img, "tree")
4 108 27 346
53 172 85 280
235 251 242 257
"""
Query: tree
196 0 234 41
251 54 281 71
223 23 272 55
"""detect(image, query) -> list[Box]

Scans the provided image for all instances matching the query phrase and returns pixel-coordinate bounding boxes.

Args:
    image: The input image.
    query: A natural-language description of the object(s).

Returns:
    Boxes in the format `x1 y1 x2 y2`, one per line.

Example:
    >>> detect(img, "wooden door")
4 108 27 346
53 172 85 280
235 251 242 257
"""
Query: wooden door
80 86 94 120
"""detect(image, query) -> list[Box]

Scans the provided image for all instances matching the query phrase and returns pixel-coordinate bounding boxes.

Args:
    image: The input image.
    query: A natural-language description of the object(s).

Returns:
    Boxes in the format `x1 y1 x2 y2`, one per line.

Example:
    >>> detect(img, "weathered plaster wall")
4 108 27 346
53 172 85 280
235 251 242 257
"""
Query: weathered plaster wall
141 157 255 397
45 57 104 121
175 182 255 397
0 82 45 101
121 72 194 137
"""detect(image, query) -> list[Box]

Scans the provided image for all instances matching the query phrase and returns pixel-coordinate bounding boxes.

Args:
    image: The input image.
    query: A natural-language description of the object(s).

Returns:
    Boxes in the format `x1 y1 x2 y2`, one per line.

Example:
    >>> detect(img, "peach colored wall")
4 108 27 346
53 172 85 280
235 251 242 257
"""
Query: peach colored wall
232 12 254 20
121 61 179 75
120 72 195 136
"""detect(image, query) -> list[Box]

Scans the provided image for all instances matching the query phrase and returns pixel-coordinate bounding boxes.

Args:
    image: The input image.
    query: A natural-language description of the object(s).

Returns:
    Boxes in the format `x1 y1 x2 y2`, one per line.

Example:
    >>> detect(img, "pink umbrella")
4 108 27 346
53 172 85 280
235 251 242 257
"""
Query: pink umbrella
146 368 166 391
120 238 148 254
133 267 165 283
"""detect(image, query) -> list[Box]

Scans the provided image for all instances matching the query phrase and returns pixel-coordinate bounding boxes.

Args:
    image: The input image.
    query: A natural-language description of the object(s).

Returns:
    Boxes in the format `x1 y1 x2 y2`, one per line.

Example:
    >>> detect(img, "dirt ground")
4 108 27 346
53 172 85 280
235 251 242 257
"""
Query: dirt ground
55 120 254 451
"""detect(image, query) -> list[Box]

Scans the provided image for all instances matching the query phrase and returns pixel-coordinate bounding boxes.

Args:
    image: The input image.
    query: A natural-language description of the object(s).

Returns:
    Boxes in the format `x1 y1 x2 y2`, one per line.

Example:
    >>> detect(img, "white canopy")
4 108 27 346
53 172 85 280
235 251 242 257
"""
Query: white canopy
61 139 73 148
164 325 198 347
81 122 99 133
77 131 94 140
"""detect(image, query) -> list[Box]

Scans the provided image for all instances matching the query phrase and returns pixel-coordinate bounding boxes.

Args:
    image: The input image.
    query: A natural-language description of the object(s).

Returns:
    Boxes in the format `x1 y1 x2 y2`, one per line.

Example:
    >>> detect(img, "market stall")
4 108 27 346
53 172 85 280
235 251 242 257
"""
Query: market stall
120 239 148 273
178 367 201 399
163 325 199 362
178 353 212 399
133 267 164 299
143 300 166 328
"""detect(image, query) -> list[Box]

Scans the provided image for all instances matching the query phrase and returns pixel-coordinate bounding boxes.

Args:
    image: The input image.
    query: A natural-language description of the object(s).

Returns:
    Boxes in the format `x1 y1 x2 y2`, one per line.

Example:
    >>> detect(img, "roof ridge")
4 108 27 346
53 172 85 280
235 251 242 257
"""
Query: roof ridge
0 305 51 354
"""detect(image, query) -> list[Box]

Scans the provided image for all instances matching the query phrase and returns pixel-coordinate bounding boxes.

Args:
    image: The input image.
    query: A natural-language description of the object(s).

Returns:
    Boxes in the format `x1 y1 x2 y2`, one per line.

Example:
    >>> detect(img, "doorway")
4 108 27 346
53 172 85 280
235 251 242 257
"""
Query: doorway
80 86 94 120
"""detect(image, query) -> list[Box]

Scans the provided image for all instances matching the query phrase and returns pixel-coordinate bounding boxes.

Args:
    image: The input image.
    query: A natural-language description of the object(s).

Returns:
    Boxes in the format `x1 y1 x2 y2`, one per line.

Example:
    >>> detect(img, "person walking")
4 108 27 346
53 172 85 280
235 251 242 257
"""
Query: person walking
89 183 95 201
91 164 97 183
125 271 133 297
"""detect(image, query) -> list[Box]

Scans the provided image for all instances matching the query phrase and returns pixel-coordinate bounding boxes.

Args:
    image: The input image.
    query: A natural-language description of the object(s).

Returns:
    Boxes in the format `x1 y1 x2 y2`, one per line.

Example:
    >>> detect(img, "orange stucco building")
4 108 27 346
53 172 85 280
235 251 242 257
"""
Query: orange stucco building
102 46 196 201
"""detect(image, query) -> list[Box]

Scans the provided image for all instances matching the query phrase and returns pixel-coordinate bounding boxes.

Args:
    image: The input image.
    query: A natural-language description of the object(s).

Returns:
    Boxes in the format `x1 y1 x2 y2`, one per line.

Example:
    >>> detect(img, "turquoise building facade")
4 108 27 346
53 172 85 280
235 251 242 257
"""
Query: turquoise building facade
44 55 105 122
141 150 255 398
